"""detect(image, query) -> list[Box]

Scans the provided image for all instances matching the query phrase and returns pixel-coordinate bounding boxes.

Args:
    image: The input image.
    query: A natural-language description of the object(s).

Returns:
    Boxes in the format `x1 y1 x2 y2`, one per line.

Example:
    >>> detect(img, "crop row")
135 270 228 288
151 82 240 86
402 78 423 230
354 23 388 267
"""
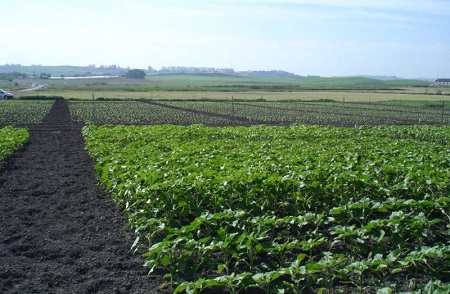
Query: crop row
83 124 450 293
1 99 448 127
68 101 234 125
0 100 54 125
158 100 450 126
0 127 29 165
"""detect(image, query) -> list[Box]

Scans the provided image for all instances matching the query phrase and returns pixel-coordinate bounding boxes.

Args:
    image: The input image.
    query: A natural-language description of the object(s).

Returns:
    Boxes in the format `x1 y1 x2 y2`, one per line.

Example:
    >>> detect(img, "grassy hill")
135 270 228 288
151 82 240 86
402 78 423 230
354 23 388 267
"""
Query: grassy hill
145 74 430 89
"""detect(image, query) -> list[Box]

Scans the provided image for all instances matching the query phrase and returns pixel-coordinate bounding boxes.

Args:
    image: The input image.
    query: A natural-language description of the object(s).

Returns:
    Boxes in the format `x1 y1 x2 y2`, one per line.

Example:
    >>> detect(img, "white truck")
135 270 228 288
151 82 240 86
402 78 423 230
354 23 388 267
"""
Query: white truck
0 89 14 99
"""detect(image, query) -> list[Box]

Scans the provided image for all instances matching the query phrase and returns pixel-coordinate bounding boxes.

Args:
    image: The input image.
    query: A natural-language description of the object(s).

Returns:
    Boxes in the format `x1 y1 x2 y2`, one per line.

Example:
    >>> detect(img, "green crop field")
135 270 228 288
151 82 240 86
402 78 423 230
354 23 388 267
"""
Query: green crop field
66 99 450 126
158 100 450 125
0 100 54 126
0 127 29 166
2 97 448 127
1 90 449 293
83 124 450 293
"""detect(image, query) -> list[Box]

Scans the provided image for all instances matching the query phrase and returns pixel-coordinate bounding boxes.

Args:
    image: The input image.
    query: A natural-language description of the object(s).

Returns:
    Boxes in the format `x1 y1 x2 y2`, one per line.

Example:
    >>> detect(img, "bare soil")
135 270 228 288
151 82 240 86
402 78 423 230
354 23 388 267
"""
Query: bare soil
0 99 167 293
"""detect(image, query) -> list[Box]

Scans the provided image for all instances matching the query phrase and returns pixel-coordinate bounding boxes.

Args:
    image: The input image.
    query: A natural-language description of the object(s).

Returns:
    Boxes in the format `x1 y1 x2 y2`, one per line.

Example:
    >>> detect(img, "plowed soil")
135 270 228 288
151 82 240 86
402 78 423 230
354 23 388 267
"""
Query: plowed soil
0 99 166 293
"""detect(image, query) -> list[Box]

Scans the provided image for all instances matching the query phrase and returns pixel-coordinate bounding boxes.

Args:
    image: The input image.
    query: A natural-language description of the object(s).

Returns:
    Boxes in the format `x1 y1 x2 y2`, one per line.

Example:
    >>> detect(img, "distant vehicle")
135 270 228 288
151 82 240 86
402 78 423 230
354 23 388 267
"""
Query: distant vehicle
0 89 14 99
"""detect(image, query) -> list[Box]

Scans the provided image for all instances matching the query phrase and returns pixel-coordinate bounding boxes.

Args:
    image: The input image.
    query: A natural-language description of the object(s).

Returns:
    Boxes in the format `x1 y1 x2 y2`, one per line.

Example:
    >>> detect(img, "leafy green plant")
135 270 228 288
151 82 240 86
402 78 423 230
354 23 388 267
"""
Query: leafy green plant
0 126 29 165
0 100 53 125
83 124 450 293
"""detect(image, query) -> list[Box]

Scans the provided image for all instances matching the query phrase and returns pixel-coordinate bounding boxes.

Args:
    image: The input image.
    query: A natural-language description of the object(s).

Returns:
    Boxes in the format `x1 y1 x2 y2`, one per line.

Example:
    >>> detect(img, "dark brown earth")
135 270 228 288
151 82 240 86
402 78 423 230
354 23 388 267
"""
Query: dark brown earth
0 99 167 293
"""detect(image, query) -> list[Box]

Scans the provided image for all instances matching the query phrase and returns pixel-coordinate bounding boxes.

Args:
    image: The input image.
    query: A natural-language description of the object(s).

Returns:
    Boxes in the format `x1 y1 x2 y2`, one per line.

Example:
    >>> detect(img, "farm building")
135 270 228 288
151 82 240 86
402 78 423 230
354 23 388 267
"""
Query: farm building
435 78 450 86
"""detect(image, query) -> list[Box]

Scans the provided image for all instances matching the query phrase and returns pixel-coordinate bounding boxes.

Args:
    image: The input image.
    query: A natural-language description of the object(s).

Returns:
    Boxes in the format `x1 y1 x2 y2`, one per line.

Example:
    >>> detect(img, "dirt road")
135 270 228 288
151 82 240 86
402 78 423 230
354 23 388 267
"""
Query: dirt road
17 83 46 92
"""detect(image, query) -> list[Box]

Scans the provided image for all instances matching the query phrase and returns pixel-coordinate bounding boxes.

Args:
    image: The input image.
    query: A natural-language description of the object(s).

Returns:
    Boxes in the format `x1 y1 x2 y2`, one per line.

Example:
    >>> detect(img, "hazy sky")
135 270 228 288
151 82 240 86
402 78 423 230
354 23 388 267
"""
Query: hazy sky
2 0 450 78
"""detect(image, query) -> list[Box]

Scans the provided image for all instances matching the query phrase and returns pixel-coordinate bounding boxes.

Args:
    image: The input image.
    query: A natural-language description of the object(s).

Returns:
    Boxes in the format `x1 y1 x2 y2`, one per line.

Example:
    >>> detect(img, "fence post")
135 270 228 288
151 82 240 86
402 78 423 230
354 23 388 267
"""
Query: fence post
92 93 96 124
231 96 235 124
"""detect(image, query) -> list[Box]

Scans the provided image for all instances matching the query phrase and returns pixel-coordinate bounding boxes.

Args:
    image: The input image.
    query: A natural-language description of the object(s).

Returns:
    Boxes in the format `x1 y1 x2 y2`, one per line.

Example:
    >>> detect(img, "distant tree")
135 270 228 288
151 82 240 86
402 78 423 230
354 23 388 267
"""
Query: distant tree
39 73 51 79
125 69 146 79
0 73 12 81
12 71 28 79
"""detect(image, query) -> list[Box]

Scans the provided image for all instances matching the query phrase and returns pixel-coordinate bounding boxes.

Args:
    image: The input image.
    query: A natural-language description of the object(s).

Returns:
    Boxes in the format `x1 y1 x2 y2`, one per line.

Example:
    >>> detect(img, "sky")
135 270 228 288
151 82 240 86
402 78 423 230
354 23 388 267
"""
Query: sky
2 0 450 78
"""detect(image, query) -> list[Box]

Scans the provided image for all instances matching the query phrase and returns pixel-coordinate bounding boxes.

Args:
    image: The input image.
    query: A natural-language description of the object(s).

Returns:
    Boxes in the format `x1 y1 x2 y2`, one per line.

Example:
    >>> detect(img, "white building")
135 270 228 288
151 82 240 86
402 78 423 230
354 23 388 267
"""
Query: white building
435 79 450 86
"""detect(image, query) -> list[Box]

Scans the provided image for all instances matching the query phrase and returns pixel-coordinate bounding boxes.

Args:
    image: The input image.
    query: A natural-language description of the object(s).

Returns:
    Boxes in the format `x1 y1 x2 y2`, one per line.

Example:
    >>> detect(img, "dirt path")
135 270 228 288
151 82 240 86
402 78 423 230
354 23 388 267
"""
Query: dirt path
0 99 165 293
17 83 46 92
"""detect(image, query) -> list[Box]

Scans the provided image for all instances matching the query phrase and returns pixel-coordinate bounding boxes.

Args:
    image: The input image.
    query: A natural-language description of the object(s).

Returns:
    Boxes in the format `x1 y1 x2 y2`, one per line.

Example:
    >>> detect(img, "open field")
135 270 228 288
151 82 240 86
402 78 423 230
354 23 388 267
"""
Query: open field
7 74 447 103
144 74 431 87
15 89 450 103
6 73 450 106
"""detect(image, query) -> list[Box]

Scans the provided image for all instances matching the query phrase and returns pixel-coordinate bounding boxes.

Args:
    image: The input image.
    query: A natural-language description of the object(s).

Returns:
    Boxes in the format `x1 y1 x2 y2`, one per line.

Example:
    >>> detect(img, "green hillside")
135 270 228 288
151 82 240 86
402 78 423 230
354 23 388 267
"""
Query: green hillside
146 74 430 88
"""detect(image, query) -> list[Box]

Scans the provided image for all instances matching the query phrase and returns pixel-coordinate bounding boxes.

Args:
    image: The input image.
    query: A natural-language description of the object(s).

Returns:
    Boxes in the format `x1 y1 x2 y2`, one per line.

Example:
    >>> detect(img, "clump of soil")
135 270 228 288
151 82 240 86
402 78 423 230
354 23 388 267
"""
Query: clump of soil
0 99 167 293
